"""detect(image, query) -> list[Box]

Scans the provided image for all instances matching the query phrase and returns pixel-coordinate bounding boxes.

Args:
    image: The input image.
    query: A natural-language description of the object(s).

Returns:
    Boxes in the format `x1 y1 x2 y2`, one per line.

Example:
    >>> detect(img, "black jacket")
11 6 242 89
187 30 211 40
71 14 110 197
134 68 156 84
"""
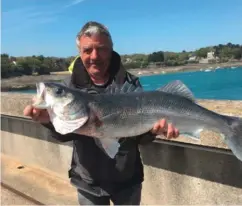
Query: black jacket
43 51 156 196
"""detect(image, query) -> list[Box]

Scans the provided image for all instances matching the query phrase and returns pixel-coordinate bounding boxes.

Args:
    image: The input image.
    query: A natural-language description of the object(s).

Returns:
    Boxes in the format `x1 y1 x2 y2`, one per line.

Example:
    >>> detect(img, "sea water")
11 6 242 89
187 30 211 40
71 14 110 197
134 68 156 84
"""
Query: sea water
139 66 242 100
10 66 242 100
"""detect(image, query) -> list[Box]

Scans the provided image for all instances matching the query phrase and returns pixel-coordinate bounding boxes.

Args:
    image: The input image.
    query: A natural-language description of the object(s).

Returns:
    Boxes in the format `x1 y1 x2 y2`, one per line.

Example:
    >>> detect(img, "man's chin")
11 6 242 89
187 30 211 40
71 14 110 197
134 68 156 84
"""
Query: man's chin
90 64 103 70
90 66 107 73
89 70 106 77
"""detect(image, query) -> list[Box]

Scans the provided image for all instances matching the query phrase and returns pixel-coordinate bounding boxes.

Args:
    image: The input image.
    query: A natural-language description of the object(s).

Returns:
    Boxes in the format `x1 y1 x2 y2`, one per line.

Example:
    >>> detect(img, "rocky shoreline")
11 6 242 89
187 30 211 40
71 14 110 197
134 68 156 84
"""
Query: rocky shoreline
1 62 242 92
1 74 67 92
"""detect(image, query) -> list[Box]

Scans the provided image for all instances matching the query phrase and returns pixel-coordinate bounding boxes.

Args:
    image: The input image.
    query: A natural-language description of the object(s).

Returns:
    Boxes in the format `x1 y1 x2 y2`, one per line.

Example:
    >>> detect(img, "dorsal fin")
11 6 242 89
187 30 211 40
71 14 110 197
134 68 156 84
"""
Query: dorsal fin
105 81 143 94
157 80 195 101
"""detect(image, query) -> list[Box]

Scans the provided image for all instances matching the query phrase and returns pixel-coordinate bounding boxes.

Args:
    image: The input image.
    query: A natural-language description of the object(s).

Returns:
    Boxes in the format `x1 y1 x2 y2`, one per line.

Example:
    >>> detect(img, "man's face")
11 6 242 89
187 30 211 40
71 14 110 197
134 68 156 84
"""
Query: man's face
79 34 112 79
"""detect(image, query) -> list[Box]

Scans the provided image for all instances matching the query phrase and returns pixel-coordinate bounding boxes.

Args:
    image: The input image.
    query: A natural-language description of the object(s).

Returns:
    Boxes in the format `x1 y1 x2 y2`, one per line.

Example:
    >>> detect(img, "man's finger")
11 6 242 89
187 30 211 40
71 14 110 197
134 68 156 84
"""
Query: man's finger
151 122 160 133
174 128 179 137
159 119 167 129
167 124 174 139
33 108 41 116
32 97 37 103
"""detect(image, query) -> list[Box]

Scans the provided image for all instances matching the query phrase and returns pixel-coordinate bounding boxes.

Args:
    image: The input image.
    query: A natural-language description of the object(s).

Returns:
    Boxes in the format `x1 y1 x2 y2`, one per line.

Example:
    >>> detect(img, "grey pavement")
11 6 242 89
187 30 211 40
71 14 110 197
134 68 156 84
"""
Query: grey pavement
1 185 38 205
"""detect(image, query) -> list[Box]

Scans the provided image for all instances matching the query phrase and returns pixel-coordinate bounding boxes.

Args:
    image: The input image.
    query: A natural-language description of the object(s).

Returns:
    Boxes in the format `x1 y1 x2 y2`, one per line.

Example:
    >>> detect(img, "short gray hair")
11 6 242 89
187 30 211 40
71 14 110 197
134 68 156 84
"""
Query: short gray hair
76 21 113 49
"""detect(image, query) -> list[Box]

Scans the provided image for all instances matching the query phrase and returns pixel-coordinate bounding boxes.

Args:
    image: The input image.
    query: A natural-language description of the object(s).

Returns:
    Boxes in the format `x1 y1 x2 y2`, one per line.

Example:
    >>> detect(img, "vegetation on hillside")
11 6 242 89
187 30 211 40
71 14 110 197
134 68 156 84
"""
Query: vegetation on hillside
1 43 242 78
1 54 75 78
122 43 242 69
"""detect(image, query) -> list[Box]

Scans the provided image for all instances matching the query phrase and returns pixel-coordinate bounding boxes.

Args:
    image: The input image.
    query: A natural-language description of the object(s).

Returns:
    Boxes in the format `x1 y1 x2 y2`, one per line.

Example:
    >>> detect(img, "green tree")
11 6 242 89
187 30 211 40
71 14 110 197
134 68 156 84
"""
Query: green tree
178 52 189 61
16 57 41 75
231 48 242 59
1 54 11 77
148 51 164 62
195 48 210 58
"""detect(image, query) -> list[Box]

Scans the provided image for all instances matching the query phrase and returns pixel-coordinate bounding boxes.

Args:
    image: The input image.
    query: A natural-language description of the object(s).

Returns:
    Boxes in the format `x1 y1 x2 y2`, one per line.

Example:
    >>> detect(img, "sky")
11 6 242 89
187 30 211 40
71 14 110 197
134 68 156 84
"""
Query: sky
1 0 242 57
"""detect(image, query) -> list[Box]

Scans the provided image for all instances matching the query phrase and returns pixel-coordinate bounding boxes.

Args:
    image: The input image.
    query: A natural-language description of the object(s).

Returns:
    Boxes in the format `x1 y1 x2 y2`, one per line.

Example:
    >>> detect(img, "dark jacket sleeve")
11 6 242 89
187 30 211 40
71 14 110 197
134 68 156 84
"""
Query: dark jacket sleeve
126 72 157 145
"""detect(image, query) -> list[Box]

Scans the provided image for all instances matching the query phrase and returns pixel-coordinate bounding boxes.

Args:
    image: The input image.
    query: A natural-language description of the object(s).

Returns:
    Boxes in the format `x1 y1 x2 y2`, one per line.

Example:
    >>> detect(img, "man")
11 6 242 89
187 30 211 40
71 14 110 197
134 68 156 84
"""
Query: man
23 21 179 205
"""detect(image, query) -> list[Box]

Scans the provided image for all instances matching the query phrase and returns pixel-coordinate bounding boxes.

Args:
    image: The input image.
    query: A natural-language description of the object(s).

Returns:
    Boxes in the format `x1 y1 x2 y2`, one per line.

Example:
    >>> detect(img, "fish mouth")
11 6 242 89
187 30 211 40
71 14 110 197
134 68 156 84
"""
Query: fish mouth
32 82 49 109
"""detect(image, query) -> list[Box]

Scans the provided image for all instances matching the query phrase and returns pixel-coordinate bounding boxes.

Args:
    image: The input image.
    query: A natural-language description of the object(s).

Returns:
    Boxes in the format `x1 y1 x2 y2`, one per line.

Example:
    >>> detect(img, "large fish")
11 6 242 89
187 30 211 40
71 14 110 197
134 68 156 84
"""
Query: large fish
32 80 242 161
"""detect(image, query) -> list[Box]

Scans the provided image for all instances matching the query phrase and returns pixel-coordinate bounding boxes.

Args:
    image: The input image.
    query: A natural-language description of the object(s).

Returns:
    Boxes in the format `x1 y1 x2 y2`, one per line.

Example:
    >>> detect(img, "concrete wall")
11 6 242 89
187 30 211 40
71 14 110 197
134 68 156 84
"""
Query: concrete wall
1 92 242 204
140 143 242 204
1 115 72 180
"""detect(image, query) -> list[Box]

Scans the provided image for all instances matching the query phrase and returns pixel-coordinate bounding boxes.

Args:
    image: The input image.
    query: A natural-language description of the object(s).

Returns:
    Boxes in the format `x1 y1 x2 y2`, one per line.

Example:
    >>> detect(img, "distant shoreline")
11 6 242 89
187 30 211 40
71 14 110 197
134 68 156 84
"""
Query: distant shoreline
127 61 242 77
1 62 242 92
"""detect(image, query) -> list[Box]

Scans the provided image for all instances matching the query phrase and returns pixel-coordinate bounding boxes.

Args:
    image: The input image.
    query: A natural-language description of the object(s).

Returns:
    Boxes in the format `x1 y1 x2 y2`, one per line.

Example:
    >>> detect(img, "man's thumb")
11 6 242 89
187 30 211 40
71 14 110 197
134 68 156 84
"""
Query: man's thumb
23 105 33 116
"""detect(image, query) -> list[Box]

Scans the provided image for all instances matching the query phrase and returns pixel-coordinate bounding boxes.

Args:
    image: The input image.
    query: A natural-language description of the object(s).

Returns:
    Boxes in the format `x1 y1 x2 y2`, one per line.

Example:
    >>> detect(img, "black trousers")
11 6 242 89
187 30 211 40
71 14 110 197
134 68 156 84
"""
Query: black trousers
77 184 142 205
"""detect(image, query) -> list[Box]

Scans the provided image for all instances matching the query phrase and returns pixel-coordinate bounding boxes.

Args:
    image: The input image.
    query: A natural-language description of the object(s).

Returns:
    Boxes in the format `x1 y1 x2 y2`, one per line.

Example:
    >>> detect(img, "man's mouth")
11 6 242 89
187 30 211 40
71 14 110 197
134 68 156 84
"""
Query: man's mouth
91 63 100 67
90 61 103 66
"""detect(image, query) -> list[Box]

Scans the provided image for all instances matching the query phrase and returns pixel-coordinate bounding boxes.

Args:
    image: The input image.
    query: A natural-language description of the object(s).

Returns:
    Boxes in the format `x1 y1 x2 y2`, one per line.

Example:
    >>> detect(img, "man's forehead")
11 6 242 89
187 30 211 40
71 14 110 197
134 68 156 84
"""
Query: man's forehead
80 34 110 45
81 43 107 48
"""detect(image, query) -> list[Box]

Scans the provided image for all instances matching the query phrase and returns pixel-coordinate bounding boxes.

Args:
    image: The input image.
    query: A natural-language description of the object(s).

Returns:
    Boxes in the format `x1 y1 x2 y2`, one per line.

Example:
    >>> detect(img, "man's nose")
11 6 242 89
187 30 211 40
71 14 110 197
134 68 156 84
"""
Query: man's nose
90 49 99 60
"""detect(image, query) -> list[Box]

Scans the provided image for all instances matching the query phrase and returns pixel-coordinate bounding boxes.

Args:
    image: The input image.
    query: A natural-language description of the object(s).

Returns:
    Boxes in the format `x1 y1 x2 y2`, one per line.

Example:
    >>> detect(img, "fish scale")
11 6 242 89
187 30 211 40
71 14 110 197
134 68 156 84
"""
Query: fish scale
86 91 226 139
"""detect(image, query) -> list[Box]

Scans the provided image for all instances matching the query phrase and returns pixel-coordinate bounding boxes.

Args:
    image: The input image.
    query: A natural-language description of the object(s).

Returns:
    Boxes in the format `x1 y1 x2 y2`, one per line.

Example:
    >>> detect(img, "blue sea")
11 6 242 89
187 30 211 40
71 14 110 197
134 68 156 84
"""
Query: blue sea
11 66 242 100
139 66 242 100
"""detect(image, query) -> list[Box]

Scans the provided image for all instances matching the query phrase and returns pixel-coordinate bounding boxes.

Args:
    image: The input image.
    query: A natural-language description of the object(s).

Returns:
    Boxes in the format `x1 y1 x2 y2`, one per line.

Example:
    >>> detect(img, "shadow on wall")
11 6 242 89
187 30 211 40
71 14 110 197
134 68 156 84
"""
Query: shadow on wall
139 142 242 189
1 114 71 146
2 115 242 189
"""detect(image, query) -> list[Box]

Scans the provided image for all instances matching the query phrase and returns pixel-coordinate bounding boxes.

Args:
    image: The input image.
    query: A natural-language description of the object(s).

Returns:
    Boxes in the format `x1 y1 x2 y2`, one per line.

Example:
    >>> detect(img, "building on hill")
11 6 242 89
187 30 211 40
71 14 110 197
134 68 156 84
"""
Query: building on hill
199 51 220 64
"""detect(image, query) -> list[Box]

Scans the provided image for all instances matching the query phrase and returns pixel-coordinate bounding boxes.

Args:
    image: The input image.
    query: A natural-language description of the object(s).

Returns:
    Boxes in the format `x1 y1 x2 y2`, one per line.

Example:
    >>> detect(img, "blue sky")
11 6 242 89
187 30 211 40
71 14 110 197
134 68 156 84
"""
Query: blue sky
2 0 242 57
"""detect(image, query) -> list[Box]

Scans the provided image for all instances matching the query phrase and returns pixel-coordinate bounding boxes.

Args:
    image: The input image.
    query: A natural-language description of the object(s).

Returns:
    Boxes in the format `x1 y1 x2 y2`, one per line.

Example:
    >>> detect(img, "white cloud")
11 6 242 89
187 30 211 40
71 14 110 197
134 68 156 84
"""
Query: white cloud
2 0 87 33
2 6 59 33
64 0 86 8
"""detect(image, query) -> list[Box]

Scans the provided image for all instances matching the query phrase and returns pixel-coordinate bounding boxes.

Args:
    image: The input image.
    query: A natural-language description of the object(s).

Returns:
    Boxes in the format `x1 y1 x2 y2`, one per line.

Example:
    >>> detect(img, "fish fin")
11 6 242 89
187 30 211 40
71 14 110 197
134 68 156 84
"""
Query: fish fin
87 103 112 127
222 115 242 162
157 80 195 101
105 81 143 94
33 82 49 108
181 128 203 140
94 138 120 158
32 99 49 109
88 104 123 133
99 112 122 124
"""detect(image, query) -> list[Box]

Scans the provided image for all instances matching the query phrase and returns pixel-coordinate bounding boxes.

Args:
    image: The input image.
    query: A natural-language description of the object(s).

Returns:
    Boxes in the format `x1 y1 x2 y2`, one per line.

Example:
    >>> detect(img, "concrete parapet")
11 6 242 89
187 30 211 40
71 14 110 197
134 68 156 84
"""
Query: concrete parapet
139 142 242 204
1 92 34 118
1 92 242 204
1 115 72 180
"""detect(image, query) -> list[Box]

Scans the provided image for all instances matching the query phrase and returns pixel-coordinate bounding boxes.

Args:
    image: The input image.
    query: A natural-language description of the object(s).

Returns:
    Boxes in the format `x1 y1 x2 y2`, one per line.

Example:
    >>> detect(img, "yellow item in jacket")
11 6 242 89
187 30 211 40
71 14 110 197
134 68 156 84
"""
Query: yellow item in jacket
68 55 79 73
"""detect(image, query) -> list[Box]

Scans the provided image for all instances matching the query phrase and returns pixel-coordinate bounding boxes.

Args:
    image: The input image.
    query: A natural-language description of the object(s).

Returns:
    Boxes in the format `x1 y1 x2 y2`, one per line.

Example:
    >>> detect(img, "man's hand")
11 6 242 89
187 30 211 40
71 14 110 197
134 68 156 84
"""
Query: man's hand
150 119 179 139
23 105 50 123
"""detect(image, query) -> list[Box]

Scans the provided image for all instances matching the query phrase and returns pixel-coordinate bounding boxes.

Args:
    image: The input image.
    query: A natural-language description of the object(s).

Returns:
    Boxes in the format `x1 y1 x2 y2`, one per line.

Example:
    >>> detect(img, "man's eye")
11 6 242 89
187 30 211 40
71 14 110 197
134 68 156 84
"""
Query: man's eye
98 47 108 52
83 48 92 54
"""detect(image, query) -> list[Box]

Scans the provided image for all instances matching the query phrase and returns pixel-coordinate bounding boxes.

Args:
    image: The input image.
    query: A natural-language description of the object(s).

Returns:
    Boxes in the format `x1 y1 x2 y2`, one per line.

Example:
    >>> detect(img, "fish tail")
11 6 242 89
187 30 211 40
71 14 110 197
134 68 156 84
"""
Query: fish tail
223 115 242 162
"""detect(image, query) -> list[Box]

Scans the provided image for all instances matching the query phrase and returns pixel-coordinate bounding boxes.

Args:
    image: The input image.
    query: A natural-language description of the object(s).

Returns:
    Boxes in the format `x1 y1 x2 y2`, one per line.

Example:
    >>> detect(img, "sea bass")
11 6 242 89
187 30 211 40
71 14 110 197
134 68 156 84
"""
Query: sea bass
32 80 242 161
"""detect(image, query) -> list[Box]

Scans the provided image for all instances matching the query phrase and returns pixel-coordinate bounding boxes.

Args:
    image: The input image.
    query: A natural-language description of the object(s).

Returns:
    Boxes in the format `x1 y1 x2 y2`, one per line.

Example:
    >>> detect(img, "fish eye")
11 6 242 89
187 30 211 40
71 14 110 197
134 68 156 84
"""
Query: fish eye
55 87 64 95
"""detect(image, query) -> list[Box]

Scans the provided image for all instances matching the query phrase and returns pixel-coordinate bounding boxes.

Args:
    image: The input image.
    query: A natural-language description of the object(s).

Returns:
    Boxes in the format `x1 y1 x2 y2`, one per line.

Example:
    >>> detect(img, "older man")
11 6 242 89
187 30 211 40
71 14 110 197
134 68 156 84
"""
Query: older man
23 21 179 205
